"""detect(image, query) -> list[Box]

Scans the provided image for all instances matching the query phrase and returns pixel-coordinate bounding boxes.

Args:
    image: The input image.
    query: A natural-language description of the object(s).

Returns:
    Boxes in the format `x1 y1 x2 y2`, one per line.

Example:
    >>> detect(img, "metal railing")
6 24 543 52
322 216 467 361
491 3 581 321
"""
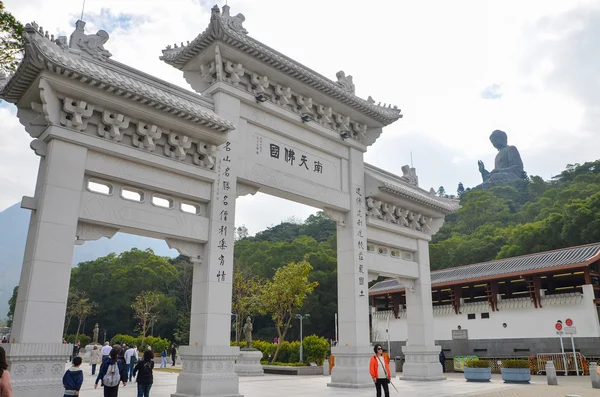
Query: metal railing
536 353 585 375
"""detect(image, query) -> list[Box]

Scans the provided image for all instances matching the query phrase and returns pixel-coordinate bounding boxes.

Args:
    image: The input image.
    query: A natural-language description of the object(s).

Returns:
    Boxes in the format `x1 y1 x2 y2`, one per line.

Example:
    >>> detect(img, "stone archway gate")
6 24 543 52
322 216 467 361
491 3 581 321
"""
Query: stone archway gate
0 6 458 397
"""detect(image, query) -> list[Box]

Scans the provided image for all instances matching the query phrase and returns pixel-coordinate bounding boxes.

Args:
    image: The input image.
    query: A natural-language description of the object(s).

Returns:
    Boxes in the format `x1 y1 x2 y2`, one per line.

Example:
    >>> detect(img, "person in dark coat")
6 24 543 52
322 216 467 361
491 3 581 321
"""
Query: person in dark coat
170 344 177 366
439 350 446 373
94 347 127 397
133 350 155 397
63 356 83 397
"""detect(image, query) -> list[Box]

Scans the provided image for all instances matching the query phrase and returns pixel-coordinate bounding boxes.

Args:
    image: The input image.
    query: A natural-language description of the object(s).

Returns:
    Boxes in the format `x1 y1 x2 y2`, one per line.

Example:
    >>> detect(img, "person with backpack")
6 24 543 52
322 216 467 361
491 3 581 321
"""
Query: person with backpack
63 356 83 396
124 344 138 382
133 350 155 397
160 349 167 368
94 347 127 397
369 344 391 397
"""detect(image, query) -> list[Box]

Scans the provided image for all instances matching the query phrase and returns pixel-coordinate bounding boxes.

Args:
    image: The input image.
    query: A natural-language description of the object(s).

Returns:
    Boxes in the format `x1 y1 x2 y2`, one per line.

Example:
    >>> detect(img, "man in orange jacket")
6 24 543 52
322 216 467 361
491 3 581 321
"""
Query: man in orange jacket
369 344 391 397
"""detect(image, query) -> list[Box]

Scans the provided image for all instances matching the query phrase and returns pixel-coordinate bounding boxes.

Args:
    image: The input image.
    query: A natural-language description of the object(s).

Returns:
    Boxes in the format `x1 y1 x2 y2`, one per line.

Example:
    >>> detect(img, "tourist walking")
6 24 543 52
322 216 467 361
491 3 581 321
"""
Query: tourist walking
133 350 155 397
170 344 177 366
95 347 127 397
124 345 138 382
0 346 12 397
63 356 83 397
90 345 101 375
160 349 167 368
101 341 112 362
369 344 390 397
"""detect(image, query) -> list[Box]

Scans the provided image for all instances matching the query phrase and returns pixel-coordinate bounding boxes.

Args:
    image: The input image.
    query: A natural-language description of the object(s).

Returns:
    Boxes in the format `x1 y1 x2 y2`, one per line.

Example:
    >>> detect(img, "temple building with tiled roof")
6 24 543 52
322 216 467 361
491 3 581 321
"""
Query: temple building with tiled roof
369 243 600 360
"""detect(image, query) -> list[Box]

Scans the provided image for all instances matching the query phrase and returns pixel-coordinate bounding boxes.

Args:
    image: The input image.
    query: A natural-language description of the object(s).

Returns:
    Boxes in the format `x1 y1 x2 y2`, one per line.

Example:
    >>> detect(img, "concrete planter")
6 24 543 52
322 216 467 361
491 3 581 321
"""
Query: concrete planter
464 367 491 382
501 368 531 383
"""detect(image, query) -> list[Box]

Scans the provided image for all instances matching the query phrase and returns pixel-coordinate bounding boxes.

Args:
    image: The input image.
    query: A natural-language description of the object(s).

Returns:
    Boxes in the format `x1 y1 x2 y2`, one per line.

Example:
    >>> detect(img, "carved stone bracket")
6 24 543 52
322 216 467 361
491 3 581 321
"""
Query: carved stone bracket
225 61 245 86
164 132 192 161
193 143 217 168
60 97 94 131
323 208 346 227
366 197 432 233
98 110 130 142
75 222 118 245
30 139 47 156
135 123 162 151
165 238 203 263
236 183 259 198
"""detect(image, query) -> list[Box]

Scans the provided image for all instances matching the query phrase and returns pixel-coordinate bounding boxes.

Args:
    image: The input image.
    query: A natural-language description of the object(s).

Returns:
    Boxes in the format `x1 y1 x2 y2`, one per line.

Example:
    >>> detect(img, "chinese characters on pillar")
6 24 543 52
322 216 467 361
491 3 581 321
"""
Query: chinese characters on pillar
355 186 366 298
214 140 234 283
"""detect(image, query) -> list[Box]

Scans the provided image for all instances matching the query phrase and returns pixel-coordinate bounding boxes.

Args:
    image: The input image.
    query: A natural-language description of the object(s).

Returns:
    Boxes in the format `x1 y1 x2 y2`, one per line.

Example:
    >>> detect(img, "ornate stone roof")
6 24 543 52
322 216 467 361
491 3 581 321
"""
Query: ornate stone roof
160 5 402 126
369 243 600 295
364 163 460 214
0 21 234 133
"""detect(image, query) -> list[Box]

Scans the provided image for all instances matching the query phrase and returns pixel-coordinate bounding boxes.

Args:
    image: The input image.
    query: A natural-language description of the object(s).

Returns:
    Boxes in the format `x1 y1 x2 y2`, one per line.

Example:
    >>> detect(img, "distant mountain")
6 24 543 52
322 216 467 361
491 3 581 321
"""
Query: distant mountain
0 202 177 320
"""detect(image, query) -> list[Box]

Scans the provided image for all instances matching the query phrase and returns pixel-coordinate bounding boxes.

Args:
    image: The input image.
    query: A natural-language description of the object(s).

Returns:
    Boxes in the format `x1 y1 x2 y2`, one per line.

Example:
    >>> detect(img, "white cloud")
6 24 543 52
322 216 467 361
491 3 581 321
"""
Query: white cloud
1 0 599 233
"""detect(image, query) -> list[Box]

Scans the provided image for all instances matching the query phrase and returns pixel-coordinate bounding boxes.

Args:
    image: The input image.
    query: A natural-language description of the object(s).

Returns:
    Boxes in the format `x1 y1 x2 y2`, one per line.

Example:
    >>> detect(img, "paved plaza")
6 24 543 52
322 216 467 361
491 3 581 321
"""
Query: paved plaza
76 369 597 397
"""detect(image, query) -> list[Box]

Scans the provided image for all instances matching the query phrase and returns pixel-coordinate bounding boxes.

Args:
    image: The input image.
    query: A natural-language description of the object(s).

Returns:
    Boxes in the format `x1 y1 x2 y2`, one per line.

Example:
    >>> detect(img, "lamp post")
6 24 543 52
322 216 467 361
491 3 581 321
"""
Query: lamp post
295 314 310 362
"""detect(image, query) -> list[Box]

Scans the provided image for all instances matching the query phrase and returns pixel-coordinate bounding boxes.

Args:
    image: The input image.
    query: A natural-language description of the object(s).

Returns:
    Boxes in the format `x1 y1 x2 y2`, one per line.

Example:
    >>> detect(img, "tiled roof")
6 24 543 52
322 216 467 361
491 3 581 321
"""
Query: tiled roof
0 23 234 133
364 164 460 214
160 5 402 126
369 243 600 295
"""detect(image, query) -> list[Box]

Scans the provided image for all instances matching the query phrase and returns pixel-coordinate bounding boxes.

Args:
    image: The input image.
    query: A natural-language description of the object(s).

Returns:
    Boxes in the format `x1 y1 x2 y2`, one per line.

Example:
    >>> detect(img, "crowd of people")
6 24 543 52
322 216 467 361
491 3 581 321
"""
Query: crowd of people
0 341 163 397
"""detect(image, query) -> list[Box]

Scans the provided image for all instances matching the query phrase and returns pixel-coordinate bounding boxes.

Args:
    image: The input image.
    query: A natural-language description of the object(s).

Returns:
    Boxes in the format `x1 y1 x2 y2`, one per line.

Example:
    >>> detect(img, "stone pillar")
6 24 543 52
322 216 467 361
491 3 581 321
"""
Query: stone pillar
399 239 445 381
590 362 600 389
7 139 86 397
172 92 241 397
328 148 372 388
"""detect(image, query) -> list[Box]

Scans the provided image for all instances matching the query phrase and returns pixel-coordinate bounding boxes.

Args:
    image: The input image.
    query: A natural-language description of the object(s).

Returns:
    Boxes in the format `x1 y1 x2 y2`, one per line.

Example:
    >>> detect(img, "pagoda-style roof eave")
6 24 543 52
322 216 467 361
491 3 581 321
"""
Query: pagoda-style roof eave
160 7 402 126
364 164 460 214
1 23 235 134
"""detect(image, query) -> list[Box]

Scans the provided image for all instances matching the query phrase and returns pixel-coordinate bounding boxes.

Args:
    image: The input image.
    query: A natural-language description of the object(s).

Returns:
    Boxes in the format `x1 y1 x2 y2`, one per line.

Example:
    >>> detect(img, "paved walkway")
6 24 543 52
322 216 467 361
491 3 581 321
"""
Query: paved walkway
77 367 596 396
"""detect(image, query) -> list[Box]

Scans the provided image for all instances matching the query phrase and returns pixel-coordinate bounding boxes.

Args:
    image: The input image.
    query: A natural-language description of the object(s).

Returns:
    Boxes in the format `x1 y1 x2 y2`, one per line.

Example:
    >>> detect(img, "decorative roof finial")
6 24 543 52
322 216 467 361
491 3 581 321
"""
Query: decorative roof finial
67 19 112 61
220 5 248 34
335 71 355 94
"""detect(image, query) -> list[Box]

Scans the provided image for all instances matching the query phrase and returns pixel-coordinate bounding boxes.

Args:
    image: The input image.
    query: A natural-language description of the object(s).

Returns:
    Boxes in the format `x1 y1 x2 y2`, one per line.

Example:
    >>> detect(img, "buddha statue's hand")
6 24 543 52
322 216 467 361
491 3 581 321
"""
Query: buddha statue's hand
477 160 486 173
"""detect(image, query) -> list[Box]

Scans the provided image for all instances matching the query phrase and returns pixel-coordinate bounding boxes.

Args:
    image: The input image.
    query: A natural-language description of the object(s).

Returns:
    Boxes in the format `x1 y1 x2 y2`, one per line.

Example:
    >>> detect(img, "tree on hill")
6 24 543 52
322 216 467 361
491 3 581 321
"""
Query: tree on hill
0 1 23 75
430 160 600 269
457 182 465 197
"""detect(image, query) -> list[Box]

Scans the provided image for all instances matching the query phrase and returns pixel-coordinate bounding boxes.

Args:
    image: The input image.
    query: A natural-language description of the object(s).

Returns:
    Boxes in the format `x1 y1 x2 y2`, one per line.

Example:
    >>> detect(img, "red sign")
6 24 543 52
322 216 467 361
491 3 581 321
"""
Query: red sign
555 322 563 331
565 318 573 327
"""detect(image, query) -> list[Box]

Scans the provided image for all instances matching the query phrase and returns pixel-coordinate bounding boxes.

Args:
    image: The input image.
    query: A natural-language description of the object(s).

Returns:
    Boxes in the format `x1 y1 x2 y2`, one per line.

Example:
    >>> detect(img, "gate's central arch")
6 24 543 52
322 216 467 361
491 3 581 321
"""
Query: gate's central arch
1 5 459 397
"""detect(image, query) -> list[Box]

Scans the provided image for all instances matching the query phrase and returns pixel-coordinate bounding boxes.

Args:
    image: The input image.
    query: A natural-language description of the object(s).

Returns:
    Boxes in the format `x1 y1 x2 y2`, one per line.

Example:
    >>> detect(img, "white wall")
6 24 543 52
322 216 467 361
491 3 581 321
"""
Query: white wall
372 285 600 341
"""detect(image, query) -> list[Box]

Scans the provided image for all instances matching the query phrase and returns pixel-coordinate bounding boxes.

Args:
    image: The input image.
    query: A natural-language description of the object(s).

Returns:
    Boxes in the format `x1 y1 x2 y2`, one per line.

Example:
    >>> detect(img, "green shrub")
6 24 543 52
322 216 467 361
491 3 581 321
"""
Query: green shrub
302 335 329 365
502 359 529 368
465 359 490 368
66 334 90 347
143 336 170 353
110 334 138 347
108 334 170 352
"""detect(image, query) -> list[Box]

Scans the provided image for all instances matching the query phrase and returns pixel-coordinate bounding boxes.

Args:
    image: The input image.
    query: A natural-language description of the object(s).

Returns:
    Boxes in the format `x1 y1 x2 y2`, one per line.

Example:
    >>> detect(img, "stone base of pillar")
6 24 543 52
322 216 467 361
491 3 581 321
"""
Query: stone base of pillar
399 345 446 381
5 343 71 397
172 346 243 397
327 346 373 388
234 349 263 376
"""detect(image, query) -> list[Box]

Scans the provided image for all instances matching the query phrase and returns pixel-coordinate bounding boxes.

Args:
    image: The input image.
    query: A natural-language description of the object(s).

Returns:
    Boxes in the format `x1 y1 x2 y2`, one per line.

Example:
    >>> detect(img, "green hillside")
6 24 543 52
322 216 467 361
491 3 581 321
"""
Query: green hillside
430 160 600 269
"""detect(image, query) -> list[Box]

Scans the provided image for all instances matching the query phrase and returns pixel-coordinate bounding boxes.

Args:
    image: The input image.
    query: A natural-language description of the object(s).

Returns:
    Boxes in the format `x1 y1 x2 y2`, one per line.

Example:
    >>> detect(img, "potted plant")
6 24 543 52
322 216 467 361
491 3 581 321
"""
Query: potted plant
464 359 491 382
501 359 531 383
